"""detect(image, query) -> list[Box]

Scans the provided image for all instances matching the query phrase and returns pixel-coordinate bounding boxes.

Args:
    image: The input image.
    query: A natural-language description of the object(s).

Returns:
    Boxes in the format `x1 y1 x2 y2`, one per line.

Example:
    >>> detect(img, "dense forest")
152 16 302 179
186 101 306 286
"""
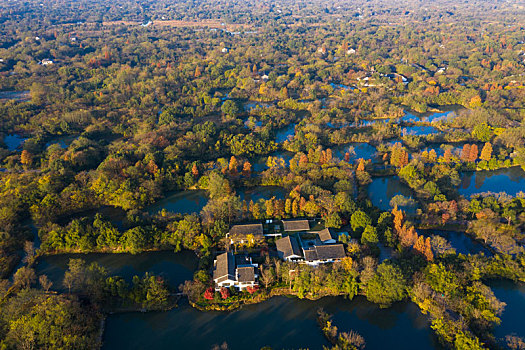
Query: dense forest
0 0 525 349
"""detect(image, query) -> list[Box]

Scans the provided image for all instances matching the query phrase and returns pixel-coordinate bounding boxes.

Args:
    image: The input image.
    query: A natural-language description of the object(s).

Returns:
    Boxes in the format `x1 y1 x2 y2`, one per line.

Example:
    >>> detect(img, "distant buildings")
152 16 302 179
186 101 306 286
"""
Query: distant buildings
40 59 54 66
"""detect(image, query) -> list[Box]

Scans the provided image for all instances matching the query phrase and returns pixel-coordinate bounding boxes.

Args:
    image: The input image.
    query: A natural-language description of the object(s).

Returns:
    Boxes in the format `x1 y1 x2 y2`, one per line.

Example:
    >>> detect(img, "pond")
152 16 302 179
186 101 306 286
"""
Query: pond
147 187 286 214
45 135 78 149
488 280 525 342
333 142 378 163
399 105 464 123
3 133 27 151
35 250 198 292
419 229 492 256
367 176 417 213
459 167 525 198
275 123 296 143
103 296 435 350
146 190 208 215
0 90 30 102
243 101 274 112
329 82 353 91
402 125 441 137
237 186 286 202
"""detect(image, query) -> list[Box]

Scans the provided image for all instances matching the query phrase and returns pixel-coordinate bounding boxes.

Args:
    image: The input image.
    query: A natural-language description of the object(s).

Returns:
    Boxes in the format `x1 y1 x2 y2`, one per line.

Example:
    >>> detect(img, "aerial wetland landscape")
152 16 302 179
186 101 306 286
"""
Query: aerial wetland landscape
1 0 525 349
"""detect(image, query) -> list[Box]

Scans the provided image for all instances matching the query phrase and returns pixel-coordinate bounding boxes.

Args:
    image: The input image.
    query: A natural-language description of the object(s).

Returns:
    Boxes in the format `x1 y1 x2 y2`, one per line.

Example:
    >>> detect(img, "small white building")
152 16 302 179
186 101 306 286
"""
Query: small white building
213 252 258 290
221 47 229 53
303 244 346 266
40 59 54 66
276 236 303 262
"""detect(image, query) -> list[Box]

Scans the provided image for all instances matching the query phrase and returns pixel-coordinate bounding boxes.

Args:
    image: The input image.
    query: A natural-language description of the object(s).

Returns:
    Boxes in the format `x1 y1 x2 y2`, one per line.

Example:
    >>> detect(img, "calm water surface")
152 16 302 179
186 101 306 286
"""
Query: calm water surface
3 134 27 150
238 186 286 202
0 90 30 101
147 187 286 214
368 176 417 213
243 101 274 112
419 229 492 256
459 168 525 197
147 190 208 215
399 105 463 123
489 280 525 341
35 250 198 291
103 296 435 350
402 125 441 136
333 143 378 163
275 123 296 143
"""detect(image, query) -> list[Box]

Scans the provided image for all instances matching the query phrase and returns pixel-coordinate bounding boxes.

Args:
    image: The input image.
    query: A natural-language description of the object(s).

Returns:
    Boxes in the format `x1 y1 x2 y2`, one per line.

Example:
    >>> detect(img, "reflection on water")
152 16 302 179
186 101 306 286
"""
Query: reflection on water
243 101 274 112
103 296 435 350
45 135 78 149
146 187 286 214
402 125 440 136
146 190 208 215
237 186 286 202
333 142 378 162
399 105 463 123
368 176 417 213
35 250 198 291
419 229 491 256
275 123 296 143
3 134 27 151
488 280 525 341
0 90 30 102
459 168 525 197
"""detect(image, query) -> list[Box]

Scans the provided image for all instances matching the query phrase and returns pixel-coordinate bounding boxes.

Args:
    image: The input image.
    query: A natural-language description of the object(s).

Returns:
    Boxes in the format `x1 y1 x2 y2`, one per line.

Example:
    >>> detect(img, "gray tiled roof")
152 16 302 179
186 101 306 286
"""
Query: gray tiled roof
229 223 264 237
318 228 335 242
276 236 302 259
304 249 318 261
213 252 235 281
315 244 346 260
282 219 310 232
237 266 256 282
304 244 346 261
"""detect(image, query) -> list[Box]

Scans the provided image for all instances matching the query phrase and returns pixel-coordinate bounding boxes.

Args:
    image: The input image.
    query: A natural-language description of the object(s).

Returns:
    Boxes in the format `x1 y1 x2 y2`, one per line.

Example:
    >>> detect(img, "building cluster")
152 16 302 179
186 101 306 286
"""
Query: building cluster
213 219 348 290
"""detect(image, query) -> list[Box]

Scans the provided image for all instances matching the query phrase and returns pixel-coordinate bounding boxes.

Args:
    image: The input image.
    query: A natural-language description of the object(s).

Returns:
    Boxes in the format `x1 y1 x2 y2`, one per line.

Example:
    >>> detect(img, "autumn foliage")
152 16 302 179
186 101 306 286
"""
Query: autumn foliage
204 287 214 300
392 206 434 261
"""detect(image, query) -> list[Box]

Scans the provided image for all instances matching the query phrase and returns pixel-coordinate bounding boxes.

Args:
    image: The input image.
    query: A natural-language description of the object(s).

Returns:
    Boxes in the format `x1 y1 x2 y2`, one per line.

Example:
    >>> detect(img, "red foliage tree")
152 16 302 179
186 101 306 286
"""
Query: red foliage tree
204 287 214 300
220 287 230 299
246 286 259 294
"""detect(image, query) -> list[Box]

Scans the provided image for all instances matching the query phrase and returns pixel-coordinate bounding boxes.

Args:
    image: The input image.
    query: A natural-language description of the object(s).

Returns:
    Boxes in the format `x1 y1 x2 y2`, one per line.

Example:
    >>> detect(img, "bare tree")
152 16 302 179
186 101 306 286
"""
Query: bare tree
22 241 35 265
259 266 275 289
39 275 53 293
340 330 366 350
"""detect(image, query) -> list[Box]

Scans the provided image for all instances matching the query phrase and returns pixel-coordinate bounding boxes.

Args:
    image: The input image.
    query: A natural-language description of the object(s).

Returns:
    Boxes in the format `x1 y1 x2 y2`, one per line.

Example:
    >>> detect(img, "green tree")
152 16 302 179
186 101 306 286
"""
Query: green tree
361 225 379 246
350 210 372 233
221 100 240 117
366 263 407 307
